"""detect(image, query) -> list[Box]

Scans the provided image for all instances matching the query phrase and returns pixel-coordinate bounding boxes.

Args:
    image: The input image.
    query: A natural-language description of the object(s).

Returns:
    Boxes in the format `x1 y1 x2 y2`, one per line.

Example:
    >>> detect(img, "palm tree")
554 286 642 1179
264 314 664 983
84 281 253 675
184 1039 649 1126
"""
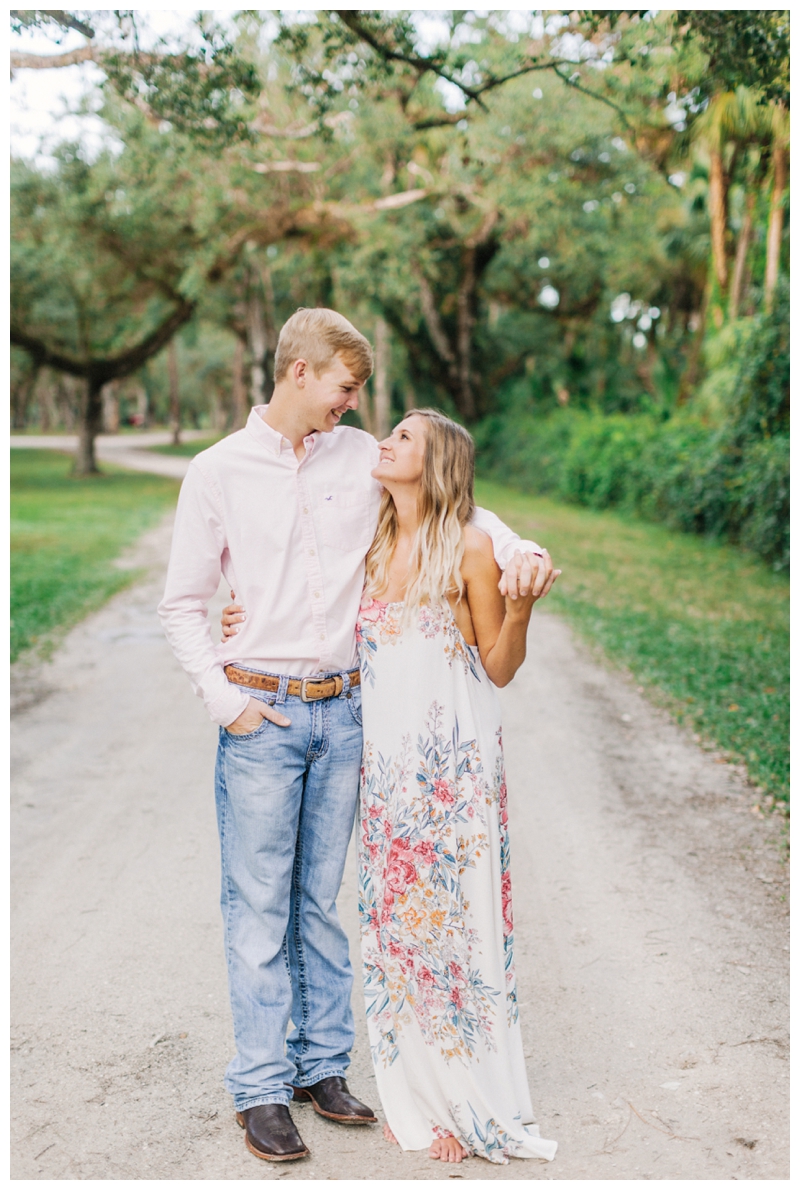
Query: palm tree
692 88 770 305
764 103 789 312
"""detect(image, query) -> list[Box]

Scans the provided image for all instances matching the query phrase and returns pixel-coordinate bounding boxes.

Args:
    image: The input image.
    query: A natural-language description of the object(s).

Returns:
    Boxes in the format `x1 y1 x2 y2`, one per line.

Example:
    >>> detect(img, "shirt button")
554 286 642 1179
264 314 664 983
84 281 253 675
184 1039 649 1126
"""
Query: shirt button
303 507 309 514
319 633 325 641
314 591 321 599
309 548 315 556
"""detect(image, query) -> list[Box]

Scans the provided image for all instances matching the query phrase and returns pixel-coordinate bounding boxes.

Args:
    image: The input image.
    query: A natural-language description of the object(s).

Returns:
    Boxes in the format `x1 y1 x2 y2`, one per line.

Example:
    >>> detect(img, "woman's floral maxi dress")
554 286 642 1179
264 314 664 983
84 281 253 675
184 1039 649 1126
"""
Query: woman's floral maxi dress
356 597 557 1164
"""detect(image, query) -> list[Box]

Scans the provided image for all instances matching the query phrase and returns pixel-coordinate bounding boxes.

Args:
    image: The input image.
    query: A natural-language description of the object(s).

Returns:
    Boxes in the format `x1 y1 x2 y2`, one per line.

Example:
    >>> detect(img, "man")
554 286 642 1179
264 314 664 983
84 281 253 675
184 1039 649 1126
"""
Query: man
158 308 558 1163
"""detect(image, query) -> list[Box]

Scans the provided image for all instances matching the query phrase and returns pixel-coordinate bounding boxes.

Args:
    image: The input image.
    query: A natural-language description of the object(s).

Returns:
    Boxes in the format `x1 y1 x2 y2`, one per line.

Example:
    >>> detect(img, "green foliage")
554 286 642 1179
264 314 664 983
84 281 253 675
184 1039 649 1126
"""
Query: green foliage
478 407 788 571
10 8 790 549
726 280 790 441
10 450 179 661
102 16 262 147
478 275 789 569
476 479 789 805
681 9 790 106
143 320 238 429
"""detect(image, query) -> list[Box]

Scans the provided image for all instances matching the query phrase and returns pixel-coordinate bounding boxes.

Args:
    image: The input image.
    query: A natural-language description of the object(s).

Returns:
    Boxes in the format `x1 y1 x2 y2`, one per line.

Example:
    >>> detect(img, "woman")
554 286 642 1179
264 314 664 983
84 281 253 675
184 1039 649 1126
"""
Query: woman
223 410 557 1166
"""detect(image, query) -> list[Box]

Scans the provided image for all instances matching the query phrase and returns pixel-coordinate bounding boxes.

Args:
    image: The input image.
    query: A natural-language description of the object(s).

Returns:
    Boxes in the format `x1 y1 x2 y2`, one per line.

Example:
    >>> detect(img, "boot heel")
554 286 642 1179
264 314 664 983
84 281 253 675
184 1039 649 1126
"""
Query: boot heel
292 1087 312 1102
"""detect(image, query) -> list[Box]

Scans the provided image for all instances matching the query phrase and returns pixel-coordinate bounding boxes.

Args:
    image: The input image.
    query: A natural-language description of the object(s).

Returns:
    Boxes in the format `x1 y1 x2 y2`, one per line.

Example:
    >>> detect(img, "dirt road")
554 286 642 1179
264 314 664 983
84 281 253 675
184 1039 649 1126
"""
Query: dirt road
11 510 788 1180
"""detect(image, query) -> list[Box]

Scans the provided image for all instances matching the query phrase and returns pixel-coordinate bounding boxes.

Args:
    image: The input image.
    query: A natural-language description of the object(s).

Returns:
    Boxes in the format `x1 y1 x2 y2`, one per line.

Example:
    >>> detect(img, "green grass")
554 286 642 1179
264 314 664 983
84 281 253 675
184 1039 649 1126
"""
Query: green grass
150 435 223 457
11 450 180 663
476 479 789 807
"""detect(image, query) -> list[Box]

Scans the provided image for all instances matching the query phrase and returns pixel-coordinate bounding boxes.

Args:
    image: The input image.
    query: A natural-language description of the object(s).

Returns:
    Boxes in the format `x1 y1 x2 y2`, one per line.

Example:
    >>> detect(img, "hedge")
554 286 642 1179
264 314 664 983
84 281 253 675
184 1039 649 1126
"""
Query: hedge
475 409 788 571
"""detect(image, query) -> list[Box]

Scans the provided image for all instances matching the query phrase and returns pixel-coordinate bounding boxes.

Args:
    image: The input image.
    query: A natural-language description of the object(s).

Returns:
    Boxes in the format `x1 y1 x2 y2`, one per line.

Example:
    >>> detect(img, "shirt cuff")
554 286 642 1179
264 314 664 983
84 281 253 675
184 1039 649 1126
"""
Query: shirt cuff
208 683 251 727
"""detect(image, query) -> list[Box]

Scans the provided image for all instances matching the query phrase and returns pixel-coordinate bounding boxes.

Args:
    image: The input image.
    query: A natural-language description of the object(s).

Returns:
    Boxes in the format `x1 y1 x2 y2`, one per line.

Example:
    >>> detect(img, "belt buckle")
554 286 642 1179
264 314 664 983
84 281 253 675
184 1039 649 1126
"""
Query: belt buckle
299 678 316 703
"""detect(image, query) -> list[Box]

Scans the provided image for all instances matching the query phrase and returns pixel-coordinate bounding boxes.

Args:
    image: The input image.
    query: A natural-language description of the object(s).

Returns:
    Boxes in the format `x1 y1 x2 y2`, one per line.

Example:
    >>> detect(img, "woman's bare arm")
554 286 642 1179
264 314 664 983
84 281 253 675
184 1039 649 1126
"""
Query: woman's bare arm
461 527 536 688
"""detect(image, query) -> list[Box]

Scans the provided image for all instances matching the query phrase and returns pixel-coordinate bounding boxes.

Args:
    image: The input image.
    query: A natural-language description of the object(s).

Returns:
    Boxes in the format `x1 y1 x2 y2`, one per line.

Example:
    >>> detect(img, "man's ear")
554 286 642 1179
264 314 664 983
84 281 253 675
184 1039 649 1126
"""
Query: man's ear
293 358 308 387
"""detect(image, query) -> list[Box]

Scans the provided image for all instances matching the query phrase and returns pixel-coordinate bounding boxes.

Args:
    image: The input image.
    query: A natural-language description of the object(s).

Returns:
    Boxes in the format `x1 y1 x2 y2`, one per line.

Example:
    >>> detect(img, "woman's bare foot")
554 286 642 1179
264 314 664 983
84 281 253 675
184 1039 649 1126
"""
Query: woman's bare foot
429 1136 468 1162
383 1122 399 1144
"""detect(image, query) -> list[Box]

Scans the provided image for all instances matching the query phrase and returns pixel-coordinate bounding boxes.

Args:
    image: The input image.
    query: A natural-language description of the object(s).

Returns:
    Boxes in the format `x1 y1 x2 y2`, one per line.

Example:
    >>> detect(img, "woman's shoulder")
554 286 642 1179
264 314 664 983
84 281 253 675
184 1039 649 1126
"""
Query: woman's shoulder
462 523 499 578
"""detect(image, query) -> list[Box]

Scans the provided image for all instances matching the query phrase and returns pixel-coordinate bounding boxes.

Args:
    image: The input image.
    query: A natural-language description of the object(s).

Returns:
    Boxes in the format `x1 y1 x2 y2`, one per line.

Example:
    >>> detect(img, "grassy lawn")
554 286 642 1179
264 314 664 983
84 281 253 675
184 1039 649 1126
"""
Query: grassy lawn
476 479 789 808
11 450 179 663
150 435 223 457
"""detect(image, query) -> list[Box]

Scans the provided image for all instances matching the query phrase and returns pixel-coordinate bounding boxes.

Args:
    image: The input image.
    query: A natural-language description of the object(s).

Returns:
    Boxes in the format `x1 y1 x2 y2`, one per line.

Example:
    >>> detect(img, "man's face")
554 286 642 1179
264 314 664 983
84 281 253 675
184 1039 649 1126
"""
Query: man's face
299 354 364 433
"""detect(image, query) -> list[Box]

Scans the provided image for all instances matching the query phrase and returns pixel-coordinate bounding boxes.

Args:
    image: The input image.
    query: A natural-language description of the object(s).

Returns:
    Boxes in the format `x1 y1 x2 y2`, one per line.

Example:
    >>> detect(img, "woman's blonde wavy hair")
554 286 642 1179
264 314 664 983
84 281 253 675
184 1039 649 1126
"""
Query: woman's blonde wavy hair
364 409 475 613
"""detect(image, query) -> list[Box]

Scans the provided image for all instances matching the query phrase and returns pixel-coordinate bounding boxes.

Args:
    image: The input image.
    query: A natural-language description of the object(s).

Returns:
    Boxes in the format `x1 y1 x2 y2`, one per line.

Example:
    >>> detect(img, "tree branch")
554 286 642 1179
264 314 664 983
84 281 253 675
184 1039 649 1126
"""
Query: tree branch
552 66 633 131
413 266 457 375
335 11 491 111
10 45 99 70
11 299 196 384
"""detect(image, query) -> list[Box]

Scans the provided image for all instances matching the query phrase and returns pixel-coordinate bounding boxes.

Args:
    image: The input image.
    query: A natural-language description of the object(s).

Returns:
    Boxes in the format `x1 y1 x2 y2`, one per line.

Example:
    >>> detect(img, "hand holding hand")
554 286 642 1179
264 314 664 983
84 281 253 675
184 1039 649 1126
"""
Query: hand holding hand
222 589 245 638
499 549 561 604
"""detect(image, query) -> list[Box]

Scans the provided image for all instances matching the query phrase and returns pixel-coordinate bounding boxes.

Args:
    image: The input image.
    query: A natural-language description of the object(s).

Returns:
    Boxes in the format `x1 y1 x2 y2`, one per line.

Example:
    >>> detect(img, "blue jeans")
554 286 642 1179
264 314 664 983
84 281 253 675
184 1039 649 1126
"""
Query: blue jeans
214 671 363 1110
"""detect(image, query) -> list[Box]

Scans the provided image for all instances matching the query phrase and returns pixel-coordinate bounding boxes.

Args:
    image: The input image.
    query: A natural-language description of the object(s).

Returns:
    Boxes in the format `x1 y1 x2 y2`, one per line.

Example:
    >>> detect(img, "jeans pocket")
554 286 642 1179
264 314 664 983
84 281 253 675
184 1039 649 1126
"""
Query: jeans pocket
223 716 272 741
344 688 363 727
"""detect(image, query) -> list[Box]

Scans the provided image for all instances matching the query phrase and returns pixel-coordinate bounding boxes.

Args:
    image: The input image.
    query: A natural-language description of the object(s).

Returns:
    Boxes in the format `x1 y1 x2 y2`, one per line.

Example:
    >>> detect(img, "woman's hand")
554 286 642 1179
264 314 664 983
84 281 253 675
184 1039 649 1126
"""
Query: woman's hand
500 549 561 602
221 589 245 638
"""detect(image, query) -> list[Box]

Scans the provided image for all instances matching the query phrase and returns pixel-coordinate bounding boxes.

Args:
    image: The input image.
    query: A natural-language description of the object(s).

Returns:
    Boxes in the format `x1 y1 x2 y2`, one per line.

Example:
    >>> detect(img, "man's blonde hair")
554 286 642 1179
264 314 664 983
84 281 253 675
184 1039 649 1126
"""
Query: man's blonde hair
274 308 374 384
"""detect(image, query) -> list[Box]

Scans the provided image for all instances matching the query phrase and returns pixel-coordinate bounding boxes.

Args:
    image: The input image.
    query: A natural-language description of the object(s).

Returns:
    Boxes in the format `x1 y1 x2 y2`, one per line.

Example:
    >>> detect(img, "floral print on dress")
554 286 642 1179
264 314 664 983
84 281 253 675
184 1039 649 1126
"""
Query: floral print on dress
449 1101 530 1165
360 702 500 1067
356 591 557 1164
357 598 481 687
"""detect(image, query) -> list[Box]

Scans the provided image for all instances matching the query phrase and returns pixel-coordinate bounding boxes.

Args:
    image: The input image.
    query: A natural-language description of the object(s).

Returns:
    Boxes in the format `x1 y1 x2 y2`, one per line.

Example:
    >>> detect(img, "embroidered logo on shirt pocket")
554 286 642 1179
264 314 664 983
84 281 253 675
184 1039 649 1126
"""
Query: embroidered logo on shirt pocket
318 492 373 552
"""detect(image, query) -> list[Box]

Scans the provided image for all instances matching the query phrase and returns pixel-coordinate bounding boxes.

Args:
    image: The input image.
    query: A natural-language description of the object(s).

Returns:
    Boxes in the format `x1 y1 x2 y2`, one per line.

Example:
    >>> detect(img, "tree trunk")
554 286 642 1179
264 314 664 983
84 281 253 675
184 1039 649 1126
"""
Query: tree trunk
373 317 392 441
708 148 729 293
403 385 416 413
133 383 149 428
456 247 477 421
415 267 459 387
246 278 268 406
38 369 56 431
677 278 711 405
764 140 787 311
74 376 104 475
102 380 120 433
58 374 79 431
254 259 278 402
11 363 39 430
729 188 756 320
168 339 181 446
231 337 248 430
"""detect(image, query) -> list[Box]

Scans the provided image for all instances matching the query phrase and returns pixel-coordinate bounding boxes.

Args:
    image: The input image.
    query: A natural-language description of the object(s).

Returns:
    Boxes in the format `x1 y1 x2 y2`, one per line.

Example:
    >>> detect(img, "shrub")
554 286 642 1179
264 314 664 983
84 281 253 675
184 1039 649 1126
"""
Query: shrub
476 284 789 570
476 409 788 570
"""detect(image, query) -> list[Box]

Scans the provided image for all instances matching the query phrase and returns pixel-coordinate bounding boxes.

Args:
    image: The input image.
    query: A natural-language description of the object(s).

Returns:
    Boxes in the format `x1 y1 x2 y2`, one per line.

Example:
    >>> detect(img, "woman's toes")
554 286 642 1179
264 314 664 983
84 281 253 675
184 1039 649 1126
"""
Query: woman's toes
383 1122 399 1144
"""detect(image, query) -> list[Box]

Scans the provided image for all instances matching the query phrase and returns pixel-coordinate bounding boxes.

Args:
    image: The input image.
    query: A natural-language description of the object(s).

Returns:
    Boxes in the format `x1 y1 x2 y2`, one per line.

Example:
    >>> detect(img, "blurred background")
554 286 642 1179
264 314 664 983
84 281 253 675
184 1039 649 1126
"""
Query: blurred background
10 9 789 810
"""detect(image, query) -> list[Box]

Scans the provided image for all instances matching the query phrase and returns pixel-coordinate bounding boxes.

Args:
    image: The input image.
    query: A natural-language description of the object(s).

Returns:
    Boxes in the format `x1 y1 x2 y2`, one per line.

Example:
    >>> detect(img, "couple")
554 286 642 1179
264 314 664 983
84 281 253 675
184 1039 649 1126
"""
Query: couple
159 307 559 1166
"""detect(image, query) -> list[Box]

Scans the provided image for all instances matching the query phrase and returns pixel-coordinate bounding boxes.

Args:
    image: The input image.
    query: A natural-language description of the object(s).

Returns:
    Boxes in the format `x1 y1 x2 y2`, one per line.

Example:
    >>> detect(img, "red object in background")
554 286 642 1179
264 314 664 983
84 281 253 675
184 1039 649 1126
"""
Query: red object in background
127 413 145 426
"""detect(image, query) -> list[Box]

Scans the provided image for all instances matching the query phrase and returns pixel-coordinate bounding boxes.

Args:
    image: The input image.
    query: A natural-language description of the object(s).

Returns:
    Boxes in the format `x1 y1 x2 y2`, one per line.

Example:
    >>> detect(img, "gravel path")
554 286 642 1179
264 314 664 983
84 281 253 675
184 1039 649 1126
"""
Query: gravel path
10 430 209 480
11 508 788 1180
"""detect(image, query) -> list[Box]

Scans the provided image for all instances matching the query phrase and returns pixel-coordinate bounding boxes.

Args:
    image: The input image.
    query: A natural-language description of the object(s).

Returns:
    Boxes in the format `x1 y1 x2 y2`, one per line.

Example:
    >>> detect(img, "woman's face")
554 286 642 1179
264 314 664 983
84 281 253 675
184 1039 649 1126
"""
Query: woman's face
372 415 427 486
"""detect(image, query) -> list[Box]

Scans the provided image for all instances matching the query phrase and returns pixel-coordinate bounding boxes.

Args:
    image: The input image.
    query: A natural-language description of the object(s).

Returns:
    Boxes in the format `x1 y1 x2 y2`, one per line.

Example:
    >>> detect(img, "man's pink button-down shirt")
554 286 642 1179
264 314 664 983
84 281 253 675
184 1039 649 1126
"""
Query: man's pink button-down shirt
158 407 542 727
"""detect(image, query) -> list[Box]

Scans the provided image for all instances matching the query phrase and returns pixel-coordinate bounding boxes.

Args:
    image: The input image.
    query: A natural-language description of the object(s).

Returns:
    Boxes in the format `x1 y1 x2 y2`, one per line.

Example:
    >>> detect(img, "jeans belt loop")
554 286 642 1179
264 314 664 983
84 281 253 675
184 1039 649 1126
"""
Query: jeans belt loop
276 675 289 705
339 670 351 699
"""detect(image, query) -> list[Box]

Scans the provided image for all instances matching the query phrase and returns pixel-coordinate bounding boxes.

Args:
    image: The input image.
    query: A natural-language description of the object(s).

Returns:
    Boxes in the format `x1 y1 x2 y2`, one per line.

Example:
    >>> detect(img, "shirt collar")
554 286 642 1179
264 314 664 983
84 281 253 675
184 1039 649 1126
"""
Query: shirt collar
246 405 319 458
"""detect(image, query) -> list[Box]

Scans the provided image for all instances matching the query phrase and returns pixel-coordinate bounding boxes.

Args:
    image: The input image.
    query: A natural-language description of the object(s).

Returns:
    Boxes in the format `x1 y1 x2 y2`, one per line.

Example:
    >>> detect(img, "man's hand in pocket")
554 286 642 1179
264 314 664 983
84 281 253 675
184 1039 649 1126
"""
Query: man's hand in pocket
225 695 291 734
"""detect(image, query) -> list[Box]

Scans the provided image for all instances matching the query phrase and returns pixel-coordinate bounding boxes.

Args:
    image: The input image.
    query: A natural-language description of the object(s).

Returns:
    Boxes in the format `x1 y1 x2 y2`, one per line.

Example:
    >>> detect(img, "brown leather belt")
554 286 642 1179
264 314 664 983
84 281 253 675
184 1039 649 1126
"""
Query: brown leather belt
224 665 361 702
